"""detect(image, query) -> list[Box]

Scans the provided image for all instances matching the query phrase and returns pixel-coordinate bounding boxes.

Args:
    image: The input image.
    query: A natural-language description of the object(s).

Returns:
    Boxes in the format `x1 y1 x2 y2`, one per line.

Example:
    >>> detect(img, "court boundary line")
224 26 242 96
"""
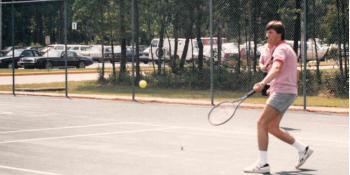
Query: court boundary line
0 127 179 144
0 165 62 175
0 122 154 134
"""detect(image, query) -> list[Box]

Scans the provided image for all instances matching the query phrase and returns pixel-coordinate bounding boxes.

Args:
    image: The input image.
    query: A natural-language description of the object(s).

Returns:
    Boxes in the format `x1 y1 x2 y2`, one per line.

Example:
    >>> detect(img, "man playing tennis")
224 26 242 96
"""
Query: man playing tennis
244 20 313 174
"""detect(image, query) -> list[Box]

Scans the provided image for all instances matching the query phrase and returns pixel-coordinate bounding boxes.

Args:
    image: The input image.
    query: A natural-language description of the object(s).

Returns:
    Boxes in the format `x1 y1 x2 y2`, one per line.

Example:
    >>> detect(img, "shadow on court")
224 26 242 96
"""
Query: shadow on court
275 168 317 175
280 127 301 131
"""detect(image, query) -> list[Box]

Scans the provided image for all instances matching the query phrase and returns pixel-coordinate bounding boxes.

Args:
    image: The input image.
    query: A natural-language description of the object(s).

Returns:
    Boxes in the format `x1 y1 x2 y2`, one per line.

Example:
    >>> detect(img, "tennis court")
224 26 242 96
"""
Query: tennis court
0 95 348 175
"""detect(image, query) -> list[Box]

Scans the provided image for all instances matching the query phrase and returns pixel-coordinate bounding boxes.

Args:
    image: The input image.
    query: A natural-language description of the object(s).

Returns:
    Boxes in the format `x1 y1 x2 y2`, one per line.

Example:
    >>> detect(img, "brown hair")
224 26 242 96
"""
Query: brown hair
265 20 285 40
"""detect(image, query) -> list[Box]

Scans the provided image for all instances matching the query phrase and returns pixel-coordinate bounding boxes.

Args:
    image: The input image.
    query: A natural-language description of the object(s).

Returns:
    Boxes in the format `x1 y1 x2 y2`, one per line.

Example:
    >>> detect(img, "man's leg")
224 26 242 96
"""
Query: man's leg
267 113 295 144
267 109 313 169
257 105 281 151
244 105 279 173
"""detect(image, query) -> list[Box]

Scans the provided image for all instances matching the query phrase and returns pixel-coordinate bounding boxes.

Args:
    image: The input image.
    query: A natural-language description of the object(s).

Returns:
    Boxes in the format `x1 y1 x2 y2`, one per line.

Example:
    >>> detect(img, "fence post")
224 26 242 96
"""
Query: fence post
209 0 214 105
301 0 307 110
131 0 136 101
11 1 15 96
64 0 68 97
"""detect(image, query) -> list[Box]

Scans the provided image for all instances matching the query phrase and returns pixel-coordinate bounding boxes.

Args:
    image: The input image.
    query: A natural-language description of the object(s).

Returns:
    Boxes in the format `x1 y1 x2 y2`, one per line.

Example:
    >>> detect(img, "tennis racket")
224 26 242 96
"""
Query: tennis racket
208 90 255 126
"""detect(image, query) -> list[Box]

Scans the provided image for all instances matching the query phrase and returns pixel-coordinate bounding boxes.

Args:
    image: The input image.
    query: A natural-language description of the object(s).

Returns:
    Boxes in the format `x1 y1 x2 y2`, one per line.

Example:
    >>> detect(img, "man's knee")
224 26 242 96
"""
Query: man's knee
257 117 269 129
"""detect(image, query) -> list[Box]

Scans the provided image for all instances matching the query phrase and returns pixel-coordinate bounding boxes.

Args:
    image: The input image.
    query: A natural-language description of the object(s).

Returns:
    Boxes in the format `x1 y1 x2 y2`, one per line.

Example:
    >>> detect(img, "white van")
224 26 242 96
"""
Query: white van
68 45 91 55
148 38 199 62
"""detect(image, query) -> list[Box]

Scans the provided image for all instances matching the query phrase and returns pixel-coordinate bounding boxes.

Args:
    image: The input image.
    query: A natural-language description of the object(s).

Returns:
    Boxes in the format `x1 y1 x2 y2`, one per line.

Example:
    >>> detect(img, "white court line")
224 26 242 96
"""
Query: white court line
1 121 346 145
0 127 178 144
0 122 153 134
0 165 62 175
0 112 13 115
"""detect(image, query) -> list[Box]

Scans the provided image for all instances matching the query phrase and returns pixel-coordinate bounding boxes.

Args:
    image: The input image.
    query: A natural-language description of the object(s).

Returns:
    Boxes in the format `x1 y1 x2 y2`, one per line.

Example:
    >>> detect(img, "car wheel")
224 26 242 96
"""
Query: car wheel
78 61 85 69
45 61 53 69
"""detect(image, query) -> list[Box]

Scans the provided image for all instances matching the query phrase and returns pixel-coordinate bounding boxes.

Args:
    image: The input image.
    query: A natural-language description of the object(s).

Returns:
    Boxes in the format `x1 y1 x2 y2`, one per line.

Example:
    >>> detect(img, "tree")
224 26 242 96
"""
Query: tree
119 0 128 80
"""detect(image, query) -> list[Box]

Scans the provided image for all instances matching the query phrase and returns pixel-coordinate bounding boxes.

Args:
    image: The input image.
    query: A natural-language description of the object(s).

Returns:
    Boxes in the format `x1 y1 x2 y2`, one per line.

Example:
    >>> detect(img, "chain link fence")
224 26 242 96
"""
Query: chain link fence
0 0 348 108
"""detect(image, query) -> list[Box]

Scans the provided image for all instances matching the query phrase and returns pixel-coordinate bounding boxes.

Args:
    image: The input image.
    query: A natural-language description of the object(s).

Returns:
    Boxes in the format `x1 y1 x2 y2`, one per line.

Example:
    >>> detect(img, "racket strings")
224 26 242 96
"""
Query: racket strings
208 101 241 125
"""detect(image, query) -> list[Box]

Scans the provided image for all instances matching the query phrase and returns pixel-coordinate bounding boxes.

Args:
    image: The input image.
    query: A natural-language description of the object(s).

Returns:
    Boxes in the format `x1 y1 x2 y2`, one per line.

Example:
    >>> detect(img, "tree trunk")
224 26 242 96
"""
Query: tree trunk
252 0 258 73
134 0 140 82
147 14 156 73
236 20 241 74
157 15 166 75
244 17 250 73
195 5 203 72
99 3 105 81
109 3 116 81
340 0 348 78
336 0 344 76
217 18 222 65
311 0 321 84
293 0 301 55
119 0 127 80
172 15 179 73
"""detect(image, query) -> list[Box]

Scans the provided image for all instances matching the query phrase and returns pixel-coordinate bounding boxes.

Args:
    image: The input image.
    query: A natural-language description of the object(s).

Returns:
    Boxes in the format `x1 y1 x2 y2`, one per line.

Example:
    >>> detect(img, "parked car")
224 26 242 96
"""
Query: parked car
68 45 92 55
239 41 263 59
0 49 40 68
80 45 111 62
1 46 24 54
18 50 93 69
104 46 149 64
148 38 199 62
222 42 239 59
0 51 4 57
285 39 328 61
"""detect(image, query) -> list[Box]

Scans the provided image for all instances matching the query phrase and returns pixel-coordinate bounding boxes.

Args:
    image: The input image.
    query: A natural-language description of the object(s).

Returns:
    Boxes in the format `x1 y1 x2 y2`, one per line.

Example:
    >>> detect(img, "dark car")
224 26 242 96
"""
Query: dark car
105 47 149 64
0 49 41 68
18 50 93 69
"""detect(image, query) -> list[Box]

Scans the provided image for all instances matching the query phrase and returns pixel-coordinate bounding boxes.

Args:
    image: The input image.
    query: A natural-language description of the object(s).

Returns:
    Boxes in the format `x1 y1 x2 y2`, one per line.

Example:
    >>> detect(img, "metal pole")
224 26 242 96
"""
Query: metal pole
209 0 214 105
11 1 15 96
64 0 68 97
301 0 307 110
131 0 135 101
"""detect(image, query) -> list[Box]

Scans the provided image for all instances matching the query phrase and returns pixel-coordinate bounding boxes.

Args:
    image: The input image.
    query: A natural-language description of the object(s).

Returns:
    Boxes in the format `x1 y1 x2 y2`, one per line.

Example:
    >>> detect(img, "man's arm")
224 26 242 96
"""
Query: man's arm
253 60 283 92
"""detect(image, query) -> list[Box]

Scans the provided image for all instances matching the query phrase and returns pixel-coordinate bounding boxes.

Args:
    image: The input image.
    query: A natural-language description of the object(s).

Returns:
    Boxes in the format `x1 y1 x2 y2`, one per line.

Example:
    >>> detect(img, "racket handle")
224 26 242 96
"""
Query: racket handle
246 89 255 97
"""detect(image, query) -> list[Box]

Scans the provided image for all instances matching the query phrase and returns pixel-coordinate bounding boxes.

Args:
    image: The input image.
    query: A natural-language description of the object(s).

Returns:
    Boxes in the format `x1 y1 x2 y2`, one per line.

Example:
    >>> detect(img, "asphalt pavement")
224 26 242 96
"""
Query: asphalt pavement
0 95 348 175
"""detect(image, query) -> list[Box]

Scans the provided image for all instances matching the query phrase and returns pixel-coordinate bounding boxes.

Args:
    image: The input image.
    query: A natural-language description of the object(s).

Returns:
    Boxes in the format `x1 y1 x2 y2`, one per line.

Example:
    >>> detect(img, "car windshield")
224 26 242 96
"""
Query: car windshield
6 50 22 57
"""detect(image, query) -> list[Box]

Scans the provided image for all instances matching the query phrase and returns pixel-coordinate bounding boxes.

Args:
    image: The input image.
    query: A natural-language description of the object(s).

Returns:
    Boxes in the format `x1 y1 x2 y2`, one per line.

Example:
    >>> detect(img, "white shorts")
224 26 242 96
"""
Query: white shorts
266 93 296 113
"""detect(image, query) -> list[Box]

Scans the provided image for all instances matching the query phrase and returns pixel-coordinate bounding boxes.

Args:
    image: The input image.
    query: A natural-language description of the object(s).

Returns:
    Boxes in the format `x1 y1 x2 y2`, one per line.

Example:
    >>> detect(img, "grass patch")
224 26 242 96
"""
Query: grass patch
0 80 347 108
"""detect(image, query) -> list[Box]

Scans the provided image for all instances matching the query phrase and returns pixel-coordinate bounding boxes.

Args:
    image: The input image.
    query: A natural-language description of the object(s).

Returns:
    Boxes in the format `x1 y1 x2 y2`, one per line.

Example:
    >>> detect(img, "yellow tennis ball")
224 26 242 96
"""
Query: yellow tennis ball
139 80 147 88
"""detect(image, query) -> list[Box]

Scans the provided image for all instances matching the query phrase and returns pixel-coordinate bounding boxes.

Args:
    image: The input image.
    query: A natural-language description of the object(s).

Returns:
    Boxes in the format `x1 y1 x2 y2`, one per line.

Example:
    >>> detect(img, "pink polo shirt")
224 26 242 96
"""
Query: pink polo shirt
269 41 298 95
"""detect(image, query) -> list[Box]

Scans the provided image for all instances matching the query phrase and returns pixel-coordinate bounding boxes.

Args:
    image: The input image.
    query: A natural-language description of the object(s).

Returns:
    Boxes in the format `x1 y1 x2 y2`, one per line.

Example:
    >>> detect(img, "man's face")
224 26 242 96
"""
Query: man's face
266 29 281 45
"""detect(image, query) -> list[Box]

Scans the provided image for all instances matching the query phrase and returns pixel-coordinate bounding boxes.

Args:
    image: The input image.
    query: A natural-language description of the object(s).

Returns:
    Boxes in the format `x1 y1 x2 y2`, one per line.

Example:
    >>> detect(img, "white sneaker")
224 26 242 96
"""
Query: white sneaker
295 146 314 169
243 162 270 174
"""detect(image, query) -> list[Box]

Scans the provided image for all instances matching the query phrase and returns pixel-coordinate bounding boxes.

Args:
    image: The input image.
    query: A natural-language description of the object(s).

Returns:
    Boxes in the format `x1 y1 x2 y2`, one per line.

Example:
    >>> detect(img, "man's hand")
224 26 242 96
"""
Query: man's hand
253 82 266 92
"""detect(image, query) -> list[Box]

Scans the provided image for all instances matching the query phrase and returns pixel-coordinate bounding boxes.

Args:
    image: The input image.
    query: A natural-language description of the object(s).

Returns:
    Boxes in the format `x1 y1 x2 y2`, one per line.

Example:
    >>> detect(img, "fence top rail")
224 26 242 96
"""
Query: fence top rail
0 0 63 5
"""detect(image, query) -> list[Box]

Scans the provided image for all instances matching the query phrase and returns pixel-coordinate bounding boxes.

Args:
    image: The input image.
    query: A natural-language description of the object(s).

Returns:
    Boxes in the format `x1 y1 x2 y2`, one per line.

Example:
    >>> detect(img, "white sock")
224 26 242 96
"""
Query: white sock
292 140 307 152
258 151 268 165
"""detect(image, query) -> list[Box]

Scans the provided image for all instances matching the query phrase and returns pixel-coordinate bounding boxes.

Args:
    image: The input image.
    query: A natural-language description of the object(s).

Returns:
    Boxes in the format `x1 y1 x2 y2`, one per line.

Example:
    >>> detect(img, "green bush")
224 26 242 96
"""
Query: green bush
298 70 322 96
324 72 349 97
103 66 348 98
